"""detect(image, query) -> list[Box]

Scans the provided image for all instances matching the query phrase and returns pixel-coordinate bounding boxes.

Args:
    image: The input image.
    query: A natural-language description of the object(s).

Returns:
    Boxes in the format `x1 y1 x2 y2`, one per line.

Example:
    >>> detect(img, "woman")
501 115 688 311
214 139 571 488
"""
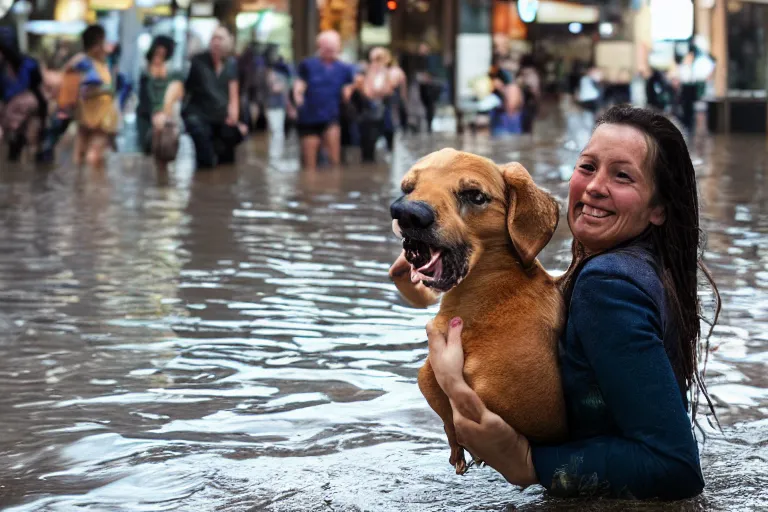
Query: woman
517 54 540 134
67 24 120 169
358 47 393 163
391 106 719 500
136 35 184 170
578 64 603 114
488 64 523 137
383 51 407 151
0 37 47 162
263 46 293 145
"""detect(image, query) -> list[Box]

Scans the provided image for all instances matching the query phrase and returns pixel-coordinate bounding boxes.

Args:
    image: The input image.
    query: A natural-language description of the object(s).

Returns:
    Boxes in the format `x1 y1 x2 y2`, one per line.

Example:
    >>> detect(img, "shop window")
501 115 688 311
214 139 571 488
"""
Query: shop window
727 2 768 91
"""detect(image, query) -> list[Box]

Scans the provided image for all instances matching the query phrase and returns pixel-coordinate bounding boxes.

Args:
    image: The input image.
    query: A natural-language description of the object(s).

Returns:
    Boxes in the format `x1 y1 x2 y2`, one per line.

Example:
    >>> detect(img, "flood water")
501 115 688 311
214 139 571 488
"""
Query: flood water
0 113 766 511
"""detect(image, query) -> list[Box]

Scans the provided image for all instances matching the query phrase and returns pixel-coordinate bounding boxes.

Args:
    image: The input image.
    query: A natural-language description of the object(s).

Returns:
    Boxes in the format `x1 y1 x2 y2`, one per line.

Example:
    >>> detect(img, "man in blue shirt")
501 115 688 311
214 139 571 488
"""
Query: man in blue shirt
293 30 354 171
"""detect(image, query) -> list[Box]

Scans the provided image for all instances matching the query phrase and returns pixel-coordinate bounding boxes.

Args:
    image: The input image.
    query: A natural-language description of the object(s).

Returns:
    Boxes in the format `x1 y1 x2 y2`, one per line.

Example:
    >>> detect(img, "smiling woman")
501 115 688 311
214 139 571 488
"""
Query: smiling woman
568 123 666 254
414 105 722 501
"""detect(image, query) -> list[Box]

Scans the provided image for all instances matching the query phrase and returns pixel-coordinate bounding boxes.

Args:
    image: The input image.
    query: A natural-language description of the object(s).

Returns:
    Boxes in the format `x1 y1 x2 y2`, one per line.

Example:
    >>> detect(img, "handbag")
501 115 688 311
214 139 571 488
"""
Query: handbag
152 120 180 162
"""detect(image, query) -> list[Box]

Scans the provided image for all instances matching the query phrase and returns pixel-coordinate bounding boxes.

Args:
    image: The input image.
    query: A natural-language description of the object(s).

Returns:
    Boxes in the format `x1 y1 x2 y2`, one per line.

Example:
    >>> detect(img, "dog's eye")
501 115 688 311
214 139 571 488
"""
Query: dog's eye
460 190 489 206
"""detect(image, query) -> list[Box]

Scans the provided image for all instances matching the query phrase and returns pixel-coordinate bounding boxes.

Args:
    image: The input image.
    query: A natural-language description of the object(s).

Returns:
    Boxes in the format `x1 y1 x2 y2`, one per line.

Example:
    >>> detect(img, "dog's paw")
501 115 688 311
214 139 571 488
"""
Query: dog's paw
455 457 468 475
450 446 467 475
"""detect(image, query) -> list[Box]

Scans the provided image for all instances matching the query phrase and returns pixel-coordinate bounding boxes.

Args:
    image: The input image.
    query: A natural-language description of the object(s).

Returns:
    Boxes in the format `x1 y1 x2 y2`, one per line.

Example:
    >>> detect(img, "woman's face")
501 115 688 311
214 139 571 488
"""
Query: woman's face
568 123 666 254
151 46 167 66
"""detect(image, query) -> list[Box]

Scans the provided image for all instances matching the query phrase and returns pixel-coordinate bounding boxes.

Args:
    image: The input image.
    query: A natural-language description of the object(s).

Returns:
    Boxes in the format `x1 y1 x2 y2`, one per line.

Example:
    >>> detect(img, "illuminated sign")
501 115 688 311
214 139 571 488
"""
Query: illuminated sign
651 0 693 41
0 0 13 18
89 0 133 9
517 0 538 23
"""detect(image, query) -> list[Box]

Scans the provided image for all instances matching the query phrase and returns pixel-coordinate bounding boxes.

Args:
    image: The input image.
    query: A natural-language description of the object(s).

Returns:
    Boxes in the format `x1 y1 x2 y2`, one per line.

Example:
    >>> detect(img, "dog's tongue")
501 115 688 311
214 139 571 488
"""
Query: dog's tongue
410 248 443 284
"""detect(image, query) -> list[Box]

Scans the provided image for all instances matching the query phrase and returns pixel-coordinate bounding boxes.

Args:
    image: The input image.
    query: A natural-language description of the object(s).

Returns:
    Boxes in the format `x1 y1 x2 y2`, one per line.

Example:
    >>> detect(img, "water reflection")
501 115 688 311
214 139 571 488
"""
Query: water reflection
0 119 766 511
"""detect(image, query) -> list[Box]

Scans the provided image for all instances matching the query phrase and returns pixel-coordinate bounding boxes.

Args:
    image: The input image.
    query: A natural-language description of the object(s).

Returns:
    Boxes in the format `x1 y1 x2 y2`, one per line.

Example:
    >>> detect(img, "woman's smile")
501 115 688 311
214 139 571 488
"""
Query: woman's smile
575 202 614 220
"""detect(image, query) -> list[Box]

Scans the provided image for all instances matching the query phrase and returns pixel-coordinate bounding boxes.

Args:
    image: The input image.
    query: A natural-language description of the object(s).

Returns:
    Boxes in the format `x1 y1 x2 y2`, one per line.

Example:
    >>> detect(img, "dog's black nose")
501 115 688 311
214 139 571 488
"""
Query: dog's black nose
390 197 435 230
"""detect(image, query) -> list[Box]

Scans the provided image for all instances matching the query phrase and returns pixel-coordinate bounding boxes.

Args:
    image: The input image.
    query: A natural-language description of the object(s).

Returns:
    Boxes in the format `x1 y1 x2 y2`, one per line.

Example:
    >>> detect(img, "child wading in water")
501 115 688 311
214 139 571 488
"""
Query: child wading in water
67 25 119 169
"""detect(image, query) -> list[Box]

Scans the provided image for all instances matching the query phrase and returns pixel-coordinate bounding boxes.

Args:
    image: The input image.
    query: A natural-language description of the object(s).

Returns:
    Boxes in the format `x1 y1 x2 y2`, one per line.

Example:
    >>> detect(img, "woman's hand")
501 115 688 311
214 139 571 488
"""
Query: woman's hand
453 404 538 487
428 319 539 488
152 111 167 130
426 318 466 395
389 250 440 308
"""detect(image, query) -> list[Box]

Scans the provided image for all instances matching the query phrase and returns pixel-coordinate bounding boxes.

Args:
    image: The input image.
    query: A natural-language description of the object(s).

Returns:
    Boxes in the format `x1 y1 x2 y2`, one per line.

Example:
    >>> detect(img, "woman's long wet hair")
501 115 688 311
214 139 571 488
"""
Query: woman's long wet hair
561 105 721 421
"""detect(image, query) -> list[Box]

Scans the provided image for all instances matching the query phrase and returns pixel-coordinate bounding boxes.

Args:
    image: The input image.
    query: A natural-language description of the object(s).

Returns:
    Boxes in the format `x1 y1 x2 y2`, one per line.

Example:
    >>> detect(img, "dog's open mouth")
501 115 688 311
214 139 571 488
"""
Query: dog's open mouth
401 237 470 293
404 237 443 282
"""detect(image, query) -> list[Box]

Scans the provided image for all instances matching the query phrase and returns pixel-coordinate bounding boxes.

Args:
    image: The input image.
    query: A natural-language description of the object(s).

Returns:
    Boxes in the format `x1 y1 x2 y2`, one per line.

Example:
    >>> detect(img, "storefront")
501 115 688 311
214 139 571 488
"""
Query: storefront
236 0 292 60
696 0 768 133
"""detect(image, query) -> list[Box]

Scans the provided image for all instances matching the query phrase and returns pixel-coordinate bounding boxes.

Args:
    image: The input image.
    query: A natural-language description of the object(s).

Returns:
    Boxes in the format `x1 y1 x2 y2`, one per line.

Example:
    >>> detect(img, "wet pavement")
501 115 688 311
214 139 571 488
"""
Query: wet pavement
0 112 766 511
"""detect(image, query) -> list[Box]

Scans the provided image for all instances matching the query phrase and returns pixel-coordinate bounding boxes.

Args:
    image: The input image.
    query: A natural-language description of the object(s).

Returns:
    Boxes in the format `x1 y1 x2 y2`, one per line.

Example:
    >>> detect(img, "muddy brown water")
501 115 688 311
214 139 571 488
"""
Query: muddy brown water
0 116 766 511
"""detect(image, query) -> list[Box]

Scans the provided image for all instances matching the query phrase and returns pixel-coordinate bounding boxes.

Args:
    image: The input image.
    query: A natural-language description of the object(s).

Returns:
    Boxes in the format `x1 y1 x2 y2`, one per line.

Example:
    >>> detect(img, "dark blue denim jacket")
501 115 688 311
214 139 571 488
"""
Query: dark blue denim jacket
531 239 704 500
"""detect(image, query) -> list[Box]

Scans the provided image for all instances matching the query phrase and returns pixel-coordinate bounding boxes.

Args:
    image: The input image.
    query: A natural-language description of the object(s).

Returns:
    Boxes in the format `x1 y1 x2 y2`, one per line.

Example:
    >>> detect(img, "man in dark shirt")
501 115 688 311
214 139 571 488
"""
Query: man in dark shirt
183 25 246 169
293 30 354 171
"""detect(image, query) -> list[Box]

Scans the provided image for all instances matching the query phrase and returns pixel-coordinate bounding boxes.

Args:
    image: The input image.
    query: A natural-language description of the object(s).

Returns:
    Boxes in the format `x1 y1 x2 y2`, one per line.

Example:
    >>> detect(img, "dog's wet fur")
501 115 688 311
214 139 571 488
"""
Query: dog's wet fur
390 148 567 474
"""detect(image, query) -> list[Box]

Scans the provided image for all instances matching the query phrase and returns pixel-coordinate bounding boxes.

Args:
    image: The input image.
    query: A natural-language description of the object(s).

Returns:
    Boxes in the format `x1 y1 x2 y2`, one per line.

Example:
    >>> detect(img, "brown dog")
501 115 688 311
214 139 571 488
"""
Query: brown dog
389 149 566 473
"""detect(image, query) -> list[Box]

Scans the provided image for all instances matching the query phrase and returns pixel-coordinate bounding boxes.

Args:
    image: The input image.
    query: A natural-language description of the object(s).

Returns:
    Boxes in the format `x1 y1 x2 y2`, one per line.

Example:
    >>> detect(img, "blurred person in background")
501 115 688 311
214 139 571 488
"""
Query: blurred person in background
517 54 540 134
66 24 120 169
488 60 523 136
264 46 294 152
675 42 715 136
0 29 47 162
384 50 407 151
293 30 354 171
358 47 393 163
645 67 674 112
577 64 603 114
136 35 184 171
414 42 442 133
183 25 246 169
340 67 366 163
238 42 269 132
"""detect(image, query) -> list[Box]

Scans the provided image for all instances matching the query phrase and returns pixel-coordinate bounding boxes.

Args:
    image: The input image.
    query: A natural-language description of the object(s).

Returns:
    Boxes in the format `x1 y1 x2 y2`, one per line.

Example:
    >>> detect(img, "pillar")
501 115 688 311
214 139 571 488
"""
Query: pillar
711 0 727 97
291 0 318 62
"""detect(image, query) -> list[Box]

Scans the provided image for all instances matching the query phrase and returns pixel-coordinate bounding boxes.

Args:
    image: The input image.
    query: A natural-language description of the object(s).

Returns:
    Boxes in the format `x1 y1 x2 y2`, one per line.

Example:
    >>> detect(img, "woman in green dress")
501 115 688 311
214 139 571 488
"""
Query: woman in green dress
136 35 184 170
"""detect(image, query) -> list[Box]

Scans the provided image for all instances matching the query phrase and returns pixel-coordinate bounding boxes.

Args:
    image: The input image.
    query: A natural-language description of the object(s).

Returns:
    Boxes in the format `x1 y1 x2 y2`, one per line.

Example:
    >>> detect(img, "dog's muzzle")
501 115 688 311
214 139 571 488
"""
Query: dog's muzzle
390 198 470 292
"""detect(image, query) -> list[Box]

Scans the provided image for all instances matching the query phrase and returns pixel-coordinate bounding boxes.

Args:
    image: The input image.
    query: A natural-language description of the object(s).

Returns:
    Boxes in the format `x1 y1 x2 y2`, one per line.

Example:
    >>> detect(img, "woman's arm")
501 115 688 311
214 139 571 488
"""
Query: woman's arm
503 83 523 113
62 52 87 72
364 66 393 100
426 320 537 486
530 265 704 500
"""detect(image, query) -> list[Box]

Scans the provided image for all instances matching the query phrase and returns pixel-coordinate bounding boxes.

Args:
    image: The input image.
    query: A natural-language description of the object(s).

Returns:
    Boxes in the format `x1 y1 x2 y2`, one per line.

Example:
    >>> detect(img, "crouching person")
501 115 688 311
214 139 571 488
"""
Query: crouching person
137 36 184 171
182 25 246 170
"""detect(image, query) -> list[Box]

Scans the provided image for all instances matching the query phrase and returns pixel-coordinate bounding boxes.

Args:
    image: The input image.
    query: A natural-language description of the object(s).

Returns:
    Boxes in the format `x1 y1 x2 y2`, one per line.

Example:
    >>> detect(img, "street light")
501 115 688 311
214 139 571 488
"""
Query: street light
517 0 539 23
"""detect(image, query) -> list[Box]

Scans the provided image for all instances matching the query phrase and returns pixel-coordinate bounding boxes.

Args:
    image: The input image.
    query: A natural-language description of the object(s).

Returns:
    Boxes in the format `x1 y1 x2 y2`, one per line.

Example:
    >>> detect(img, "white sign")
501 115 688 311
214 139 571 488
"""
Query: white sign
456 33 492 101
651 0 693 41
191 2 214 16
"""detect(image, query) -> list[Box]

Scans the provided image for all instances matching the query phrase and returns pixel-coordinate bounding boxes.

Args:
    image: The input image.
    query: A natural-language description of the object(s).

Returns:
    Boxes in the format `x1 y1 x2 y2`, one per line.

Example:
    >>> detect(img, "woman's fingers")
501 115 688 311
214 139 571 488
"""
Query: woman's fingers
447 317 463 346
426 320 445 352
388 249 410 279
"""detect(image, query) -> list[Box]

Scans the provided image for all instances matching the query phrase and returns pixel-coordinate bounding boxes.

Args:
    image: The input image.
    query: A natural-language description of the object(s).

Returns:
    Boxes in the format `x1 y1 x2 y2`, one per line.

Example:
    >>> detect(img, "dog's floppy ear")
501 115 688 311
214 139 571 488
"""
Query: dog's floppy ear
501 162 559 268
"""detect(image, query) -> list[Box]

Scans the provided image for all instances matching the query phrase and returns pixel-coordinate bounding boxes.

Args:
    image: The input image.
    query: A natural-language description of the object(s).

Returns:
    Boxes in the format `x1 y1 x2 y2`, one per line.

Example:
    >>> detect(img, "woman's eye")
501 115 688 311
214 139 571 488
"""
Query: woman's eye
461 190 488 205
616 171 633 181
579 164 595 172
